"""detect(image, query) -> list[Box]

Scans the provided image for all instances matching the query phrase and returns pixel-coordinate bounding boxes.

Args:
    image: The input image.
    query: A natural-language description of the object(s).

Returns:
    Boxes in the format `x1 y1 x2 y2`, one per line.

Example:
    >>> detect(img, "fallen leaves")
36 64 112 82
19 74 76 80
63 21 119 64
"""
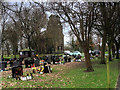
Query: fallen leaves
37 85 42 88
60 80 63 82
1 62 85 88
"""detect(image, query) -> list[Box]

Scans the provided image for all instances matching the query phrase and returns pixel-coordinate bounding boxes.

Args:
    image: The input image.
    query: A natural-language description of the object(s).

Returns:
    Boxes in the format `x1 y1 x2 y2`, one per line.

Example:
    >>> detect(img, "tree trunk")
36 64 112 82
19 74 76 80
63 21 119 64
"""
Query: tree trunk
20 37 23 50
1 40 4 57
112 44 115 58
100 36 106 64
28 38 31 57
28 39 31 50
83 42 94 72
115 40 119 59
116 44 119 59
1 45 4 57
13 45 18 59
6 43 10 56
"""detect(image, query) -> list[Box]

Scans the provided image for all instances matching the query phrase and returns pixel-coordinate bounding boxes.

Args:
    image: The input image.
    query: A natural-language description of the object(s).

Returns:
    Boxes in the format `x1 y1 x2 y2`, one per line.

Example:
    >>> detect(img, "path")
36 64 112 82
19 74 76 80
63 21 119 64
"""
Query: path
116 73 120 90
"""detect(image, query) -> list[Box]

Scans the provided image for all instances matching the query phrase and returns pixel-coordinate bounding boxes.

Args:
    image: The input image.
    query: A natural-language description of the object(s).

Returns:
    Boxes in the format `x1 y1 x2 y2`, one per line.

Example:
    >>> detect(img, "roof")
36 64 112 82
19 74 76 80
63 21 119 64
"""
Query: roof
20 48 34 52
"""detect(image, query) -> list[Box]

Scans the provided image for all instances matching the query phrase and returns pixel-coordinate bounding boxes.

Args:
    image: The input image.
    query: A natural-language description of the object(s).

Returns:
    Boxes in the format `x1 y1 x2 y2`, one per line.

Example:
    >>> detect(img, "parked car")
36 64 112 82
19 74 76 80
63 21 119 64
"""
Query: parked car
115 50 120 54
69 51 81 56
64 50 71 55
92 50 101 57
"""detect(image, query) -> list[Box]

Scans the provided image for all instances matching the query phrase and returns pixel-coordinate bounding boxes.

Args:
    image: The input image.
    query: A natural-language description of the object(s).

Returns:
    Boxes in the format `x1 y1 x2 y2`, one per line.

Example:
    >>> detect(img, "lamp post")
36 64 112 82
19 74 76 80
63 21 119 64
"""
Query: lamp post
106 47 110 89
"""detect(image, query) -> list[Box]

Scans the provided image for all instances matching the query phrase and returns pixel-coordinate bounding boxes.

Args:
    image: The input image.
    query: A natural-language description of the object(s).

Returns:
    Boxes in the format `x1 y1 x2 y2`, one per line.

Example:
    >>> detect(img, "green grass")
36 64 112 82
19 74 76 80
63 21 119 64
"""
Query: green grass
105 51 112 54
61 59 119 88
2 55 19 59
105 51 108 54
1 53 64 59
38 54 64 57
1 58 119 88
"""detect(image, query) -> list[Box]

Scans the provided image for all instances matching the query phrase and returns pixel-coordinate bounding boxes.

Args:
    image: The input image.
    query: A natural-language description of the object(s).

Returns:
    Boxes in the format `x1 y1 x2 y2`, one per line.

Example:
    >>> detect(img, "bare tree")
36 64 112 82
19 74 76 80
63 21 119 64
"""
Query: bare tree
1 2 47 55
113 3 120 59
30 7 47 54
0 2 9 56
5 23 19 56
50 2 96 72
94 2 119 63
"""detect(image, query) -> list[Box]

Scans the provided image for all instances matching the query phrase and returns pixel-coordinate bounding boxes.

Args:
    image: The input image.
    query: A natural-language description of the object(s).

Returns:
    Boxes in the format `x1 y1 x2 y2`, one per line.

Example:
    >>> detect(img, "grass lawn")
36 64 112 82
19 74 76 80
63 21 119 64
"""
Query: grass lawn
1 54 64 59
2 55 20 59
105 51 108 54
38 54 64 58
62 59 119 88
1 58 119 88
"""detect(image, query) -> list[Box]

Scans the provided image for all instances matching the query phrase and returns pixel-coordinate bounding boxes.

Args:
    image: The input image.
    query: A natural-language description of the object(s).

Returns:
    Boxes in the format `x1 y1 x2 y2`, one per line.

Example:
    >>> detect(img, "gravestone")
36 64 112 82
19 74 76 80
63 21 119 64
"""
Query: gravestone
0 61 7 71
12 60 23 78
68 57 71 62
55 56 60 62
12 66 23 78
47 56 52 64
4 58 10 62
43 62 51 73
10 59 14 67
24 57 34 68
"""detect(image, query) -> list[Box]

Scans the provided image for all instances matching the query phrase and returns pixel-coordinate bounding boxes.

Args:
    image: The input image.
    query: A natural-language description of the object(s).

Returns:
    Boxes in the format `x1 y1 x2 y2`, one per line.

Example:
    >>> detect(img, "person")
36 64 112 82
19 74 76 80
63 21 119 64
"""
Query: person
64 55 68 62
75 54 81 61
34 55 40 67
68 55 71 62
52 56 55 64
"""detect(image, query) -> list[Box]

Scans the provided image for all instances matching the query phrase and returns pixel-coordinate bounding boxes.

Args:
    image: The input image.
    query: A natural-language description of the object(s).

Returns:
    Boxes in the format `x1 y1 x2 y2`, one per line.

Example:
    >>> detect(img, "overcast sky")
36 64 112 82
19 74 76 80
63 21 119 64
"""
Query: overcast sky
0 1 72 46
